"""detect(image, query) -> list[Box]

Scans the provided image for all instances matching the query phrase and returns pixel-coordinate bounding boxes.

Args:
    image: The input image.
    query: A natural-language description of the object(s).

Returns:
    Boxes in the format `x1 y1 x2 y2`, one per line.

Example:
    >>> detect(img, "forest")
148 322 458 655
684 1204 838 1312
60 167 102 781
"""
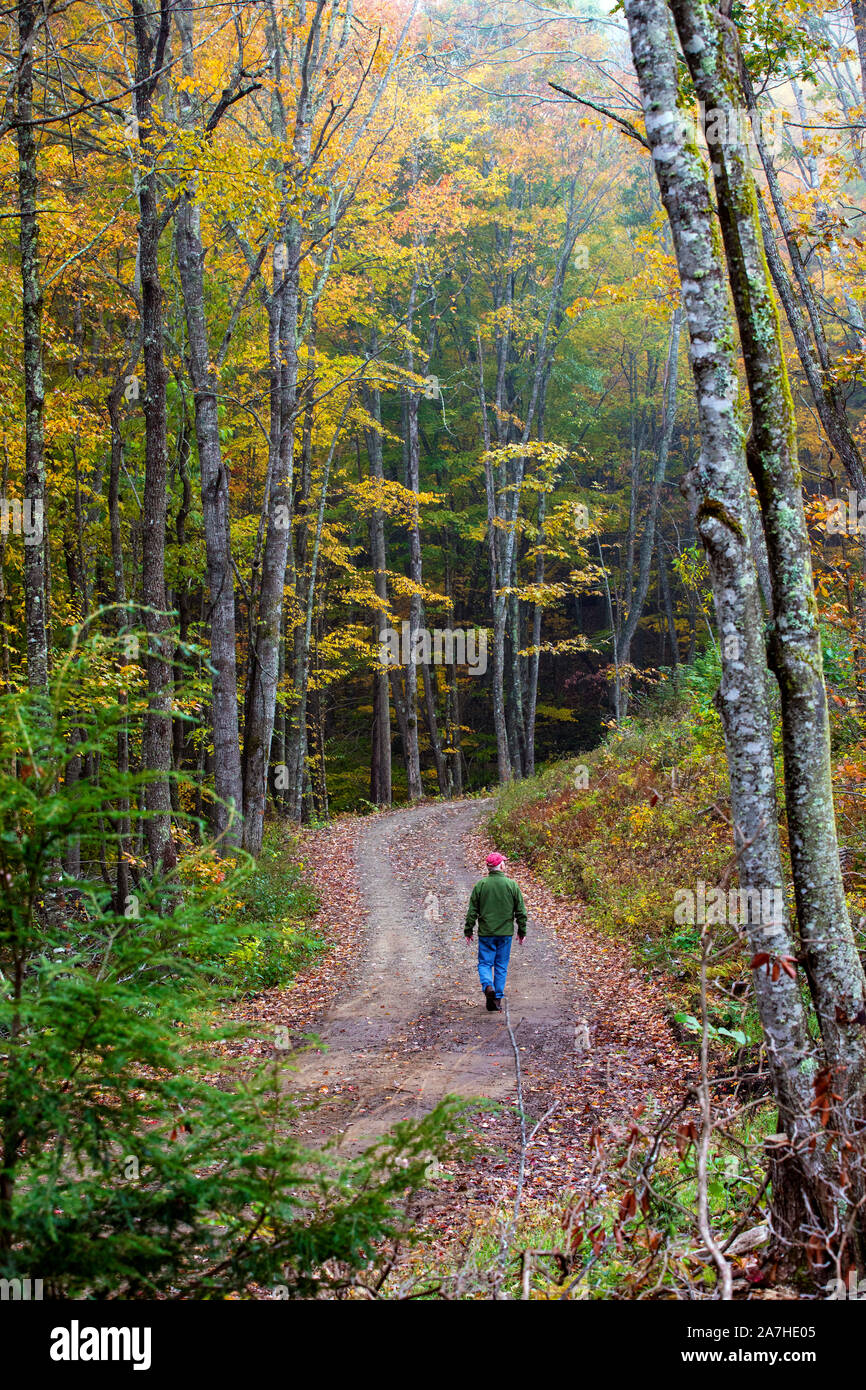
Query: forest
3 0 866 1330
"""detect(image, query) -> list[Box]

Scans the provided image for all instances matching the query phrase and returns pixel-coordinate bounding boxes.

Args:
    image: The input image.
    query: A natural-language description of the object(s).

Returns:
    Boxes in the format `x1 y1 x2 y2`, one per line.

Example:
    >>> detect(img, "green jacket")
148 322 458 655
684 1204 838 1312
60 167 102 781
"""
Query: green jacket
464 872 527 938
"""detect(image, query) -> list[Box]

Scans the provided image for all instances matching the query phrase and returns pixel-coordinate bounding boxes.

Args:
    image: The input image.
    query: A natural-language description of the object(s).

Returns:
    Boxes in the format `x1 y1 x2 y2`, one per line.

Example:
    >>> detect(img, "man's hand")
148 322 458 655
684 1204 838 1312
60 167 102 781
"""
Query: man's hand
465 933 473 946
517 934 526 946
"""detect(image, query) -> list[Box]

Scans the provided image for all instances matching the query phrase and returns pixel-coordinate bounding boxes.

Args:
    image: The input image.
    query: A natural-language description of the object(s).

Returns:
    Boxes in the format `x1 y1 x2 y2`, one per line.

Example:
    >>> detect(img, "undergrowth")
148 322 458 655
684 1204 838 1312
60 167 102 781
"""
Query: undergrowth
490 650 866 1053
225 826 324 993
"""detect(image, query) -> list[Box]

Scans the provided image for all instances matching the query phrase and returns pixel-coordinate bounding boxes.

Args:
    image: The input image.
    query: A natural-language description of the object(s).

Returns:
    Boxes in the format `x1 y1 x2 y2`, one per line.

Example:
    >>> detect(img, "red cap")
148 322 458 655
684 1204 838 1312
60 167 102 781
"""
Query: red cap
486 852 505 868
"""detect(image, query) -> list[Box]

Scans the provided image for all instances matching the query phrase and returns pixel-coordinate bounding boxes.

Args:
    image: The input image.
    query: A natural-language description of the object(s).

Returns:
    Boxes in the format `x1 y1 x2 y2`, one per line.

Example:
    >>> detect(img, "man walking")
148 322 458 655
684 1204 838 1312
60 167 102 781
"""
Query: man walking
464 852 527 1012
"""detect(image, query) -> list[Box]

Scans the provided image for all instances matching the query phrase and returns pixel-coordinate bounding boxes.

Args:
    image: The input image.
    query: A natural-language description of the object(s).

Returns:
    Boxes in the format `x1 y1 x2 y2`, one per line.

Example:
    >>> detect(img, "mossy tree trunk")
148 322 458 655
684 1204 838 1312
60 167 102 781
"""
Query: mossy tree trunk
671 0 866 1268
624 0 851 1274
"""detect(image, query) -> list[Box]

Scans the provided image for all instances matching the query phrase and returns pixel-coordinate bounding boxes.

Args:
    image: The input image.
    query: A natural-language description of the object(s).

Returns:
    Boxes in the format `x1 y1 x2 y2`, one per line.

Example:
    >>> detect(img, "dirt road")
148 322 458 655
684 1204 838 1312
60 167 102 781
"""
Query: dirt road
285 799 576 1148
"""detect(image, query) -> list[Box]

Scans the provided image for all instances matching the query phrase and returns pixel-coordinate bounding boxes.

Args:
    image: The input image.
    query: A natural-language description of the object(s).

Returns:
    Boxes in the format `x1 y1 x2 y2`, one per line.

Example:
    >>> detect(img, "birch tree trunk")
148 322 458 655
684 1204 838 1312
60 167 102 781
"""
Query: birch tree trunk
282 345 315 822
242 3 319 852
624 0 837 1260
671 0 866 1242
242 235 300 854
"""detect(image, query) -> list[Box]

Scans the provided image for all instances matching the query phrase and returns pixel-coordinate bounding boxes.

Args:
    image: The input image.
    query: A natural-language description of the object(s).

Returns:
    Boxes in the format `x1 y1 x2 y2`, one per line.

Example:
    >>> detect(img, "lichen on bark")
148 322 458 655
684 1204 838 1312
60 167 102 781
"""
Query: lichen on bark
624 0 866 1274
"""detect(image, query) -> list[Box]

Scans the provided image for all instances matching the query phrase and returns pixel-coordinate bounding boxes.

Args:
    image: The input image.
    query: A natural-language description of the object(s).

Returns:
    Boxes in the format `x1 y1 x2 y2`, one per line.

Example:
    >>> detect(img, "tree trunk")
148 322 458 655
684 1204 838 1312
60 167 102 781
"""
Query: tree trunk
476 335 511 783
671 0 866 1254
241 1 325 853
507 576 526 778
494 183 582 774
618 304 682 712
284 402 346 821
242 237 300 853
170 413 192 818
742 65 866 501
282 352 315 820
421 661 448 795
624 0 835 1260
525 482 546 777
658 543 679 669
132 0 175 872
389 664 412 790
16 0 48 692
174 0 243 849
365 377 392 807
401 282 425 802
444 555 462 794
851 0 866 105
107 381 132 911
0 446 11 687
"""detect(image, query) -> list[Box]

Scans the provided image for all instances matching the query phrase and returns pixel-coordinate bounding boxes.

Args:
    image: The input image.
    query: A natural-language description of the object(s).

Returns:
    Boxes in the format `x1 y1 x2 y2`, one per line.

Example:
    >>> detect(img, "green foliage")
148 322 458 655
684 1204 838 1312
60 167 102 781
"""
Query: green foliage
820 622 855 691
225 830 323 992
647 1119 769 1237
673 1013 748 1048
0 640 467 1297
679 644 723 724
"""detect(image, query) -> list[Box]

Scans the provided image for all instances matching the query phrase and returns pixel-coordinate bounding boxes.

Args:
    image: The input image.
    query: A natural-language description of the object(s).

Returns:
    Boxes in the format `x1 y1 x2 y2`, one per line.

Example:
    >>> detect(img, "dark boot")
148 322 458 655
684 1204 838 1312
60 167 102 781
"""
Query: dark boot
484 985 496 1011
492 996 503 1012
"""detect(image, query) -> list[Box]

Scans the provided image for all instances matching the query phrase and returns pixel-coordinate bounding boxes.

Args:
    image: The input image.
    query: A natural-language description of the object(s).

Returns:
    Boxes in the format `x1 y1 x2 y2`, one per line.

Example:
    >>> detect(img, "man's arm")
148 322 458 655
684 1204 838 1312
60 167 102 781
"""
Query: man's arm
513 883 528 938
465 884 479 937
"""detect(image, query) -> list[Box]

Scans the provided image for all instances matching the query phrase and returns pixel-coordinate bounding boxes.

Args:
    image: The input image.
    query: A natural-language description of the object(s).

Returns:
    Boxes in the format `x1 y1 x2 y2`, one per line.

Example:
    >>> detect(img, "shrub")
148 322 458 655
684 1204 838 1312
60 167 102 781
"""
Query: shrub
0 636 465 1297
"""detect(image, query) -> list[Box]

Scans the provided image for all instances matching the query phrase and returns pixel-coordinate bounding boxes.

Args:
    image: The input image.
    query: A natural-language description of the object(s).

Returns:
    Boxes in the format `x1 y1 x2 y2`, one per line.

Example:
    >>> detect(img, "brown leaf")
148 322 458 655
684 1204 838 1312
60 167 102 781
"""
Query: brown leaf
618 1189 637 1221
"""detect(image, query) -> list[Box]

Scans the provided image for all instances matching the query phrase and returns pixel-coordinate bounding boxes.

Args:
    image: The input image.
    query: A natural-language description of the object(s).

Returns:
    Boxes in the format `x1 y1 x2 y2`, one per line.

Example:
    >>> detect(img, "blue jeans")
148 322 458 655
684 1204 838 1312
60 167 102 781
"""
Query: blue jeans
477 935 512 1000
